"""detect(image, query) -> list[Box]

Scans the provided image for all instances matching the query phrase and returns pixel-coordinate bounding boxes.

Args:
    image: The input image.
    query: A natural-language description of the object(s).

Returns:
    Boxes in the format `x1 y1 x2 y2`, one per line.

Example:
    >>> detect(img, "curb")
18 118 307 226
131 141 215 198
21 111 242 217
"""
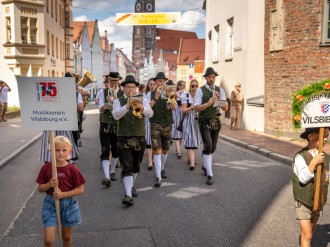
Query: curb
0 132 42 169
220 134 293 166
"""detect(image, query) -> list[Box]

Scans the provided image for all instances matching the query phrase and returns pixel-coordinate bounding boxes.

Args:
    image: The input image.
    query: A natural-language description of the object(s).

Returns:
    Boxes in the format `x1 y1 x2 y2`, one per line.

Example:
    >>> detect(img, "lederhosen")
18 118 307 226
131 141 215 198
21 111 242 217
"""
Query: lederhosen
149 91 174 151
198 85 221 155
99 88 124 161
117 96 146 177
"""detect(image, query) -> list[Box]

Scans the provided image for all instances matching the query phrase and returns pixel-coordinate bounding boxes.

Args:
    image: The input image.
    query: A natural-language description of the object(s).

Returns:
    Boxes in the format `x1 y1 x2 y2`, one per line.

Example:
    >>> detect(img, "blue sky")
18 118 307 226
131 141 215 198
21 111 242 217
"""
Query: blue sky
72 0 205 59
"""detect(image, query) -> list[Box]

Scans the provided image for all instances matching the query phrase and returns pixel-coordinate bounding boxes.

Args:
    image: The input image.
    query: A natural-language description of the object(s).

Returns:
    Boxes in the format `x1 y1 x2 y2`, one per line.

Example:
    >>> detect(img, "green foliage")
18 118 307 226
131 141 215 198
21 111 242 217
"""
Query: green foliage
292 79 330 129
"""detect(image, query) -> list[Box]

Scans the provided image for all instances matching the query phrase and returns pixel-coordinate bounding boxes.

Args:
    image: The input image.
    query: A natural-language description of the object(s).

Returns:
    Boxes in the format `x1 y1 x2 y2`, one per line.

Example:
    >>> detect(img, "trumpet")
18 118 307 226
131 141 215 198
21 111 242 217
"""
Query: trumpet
104 88 116 111
162 85 177 103
130 94 144 118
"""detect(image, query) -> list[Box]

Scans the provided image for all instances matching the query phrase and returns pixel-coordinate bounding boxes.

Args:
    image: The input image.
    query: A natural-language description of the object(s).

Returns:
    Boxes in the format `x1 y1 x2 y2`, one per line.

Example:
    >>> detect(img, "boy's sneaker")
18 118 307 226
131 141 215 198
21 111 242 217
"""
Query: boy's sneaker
110 173 117 181
206 176 213 185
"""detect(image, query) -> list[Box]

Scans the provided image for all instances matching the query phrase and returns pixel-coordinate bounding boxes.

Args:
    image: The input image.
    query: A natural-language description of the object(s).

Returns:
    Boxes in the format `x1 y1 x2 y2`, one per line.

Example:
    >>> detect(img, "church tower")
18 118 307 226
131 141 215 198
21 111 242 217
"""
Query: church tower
132 0 156 69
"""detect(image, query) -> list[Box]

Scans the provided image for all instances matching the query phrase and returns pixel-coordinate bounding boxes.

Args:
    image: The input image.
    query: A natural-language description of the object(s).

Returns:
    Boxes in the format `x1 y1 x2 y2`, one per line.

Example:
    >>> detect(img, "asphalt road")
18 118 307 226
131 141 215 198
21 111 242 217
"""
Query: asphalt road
0 106 330 247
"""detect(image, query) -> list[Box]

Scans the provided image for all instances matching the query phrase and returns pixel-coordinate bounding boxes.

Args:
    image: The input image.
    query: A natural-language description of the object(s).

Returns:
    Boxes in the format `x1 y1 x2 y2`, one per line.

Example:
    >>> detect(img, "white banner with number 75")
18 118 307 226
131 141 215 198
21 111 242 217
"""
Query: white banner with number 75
17 77 78 131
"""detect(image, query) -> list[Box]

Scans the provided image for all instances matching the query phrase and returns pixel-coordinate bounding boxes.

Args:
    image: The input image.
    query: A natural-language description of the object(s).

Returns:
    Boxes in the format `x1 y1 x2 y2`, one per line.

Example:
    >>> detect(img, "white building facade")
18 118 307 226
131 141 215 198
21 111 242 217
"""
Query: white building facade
204 0 265 131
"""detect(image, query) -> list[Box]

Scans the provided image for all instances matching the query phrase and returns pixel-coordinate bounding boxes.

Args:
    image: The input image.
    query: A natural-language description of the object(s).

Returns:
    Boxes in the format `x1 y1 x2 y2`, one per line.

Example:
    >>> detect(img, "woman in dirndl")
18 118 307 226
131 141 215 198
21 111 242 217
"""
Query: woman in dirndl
144 78 157 170
181 79 201 170
171 80 186 159
39 130 79 163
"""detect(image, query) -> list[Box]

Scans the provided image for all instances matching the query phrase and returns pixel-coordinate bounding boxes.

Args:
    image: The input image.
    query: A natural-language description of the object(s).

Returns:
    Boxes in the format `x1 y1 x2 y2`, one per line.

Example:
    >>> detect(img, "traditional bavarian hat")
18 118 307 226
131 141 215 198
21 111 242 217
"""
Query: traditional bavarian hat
120 75 140 87
153 72 168 81
108 72 122 81
203 67 219 77
300 127 321 139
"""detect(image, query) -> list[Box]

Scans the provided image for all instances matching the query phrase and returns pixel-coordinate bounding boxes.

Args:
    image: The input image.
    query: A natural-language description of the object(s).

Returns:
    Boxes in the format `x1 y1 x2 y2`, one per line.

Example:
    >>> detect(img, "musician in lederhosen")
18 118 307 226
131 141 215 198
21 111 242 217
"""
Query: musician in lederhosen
194 67 228 185
98 72 124 187
112 75 153 206
149 72 178 187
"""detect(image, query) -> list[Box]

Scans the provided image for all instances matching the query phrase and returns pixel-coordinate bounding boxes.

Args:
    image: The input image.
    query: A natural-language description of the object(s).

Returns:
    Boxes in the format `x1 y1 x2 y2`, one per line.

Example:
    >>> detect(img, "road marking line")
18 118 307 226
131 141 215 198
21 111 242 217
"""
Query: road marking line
0 185 38 241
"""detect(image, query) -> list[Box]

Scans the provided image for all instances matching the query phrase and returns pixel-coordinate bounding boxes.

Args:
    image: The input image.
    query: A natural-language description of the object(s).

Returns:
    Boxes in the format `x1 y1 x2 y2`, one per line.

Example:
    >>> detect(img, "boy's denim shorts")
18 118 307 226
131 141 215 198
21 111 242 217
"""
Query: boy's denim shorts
42 194 82 228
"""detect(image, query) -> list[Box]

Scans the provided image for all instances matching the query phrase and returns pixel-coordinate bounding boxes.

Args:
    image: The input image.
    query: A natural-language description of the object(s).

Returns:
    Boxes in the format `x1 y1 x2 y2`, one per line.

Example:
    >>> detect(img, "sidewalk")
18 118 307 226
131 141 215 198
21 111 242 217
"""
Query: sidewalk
0 117 41 168
220 124 330 165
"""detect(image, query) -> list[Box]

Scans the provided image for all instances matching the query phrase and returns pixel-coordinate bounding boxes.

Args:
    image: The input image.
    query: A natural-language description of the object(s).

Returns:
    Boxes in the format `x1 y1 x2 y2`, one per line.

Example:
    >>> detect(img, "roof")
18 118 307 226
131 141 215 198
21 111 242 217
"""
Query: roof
72 21 96 45
178 39 205 65
155 28 198 52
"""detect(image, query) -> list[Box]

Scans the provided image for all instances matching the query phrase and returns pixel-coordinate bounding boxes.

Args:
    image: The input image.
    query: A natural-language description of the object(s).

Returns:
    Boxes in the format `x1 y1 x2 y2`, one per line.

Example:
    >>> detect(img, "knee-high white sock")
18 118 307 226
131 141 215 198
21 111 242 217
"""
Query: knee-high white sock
123 176 133 197
161 154 168 170
102 160 110 179
203 154 213 177
154 154 161 179
110 157 118 174
133 173 138 185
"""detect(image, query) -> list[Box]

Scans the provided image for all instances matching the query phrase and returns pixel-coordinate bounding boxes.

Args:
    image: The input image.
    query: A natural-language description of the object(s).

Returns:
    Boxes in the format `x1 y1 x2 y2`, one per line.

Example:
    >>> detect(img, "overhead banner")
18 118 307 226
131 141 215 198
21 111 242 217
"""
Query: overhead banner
116 12 181 25
17 77 78 130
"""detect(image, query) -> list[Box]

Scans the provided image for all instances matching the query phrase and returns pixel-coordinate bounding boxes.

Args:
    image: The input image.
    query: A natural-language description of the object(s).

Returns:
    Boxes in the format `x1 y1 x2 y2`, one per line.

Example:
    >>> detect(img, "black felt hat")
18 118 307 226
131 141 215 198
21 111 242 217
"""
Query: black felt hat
120 75 140 87
203 67 219 77
108 72 122 81
153 72 168 81
300 127 321 139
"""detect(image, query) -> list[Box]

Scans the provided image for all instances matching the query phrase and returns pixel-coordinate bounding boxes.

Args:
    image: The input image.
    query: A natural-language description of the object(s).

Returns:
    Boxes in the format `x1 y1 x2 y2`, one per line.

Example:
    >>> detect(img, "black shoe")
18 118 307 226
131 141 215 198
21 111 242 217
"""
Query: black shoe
190 164 195 170
132 187 138 197
122 195 134 206
161 169 167 178
78 140 82 147
102 178 111 187
202 167 207 176
154 177 162 187
206 176 213 185
110 173 117 181
177 153 182 159
148 164 153 171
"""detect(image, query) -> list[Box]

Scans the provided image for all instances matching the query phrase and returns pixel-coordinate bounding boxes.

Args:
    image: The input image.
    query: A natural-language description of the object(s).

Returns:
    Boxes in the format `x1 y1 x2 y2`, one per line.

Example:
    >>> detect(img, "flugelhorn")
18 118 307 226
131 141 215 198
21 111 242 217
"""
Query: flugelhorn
104 88 116 111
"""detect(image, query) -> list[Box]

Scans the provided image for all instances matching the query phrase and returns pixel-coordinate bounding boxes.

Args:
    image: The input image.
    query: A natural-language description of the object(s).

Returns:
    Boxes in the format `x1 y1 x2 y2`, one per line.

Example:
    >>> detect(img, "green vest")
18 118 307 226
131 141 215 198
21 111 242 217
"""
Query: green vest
198 85 221 120
117 96 145 137
99 88 124 124
149 91 173 126
292 149 329 207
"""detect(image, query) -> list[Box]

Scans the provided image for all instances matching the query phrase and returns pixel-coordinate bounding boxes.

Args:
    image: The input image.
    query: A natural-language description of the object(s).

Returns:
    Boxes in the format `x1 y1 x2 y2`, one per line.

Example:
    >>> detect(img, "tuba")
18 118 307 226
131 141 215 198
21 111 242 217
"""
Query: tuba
78 69 96 89
130 94 144 118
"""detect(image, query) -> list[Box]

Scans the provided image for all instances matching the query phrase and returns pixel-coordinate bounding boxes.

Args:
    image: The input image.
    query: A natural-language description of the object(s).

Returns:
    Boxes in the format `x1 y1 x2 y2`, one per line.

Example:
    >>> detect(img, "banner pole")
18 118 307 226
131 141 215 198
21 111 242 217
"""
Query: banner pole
49 131 62 239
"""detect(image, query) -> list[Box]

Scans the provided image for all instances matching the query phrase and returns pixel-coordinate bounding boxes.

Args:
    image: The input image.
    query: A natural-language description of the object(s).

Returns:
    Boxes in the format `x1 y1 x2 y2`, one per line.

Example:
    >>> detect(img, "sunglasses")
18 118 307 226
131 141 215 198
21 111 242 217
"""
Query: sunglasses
191 85 198 88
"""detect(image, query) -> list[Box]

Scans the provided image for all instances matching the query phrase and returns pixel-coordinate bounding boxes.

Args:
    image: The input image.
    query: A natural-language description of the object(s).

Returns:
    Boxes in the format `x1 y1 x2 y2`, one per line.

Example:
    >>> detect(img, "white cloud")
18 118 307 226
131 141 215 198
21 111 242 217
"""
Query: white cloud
162 10 205 31
73 15 90 21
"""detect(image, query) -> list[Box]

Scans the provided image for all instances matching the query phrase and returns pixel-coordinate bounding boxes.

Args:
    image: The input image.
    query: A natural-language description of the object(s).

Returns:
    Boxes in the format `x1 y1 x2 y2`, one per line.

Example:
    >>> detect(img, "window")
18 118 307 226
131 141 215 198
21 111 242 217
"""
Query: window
66 43 70 59
225 18 234 60
322 0 330 43
52 34 54 56
6 17 11 42
30 18 37 44
56 37 58 58
55 0 58 22
65 11 70 27
46 0 49 13
212 25 220 62
21 17 28 43
47 30 50 54
51 0 53 18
